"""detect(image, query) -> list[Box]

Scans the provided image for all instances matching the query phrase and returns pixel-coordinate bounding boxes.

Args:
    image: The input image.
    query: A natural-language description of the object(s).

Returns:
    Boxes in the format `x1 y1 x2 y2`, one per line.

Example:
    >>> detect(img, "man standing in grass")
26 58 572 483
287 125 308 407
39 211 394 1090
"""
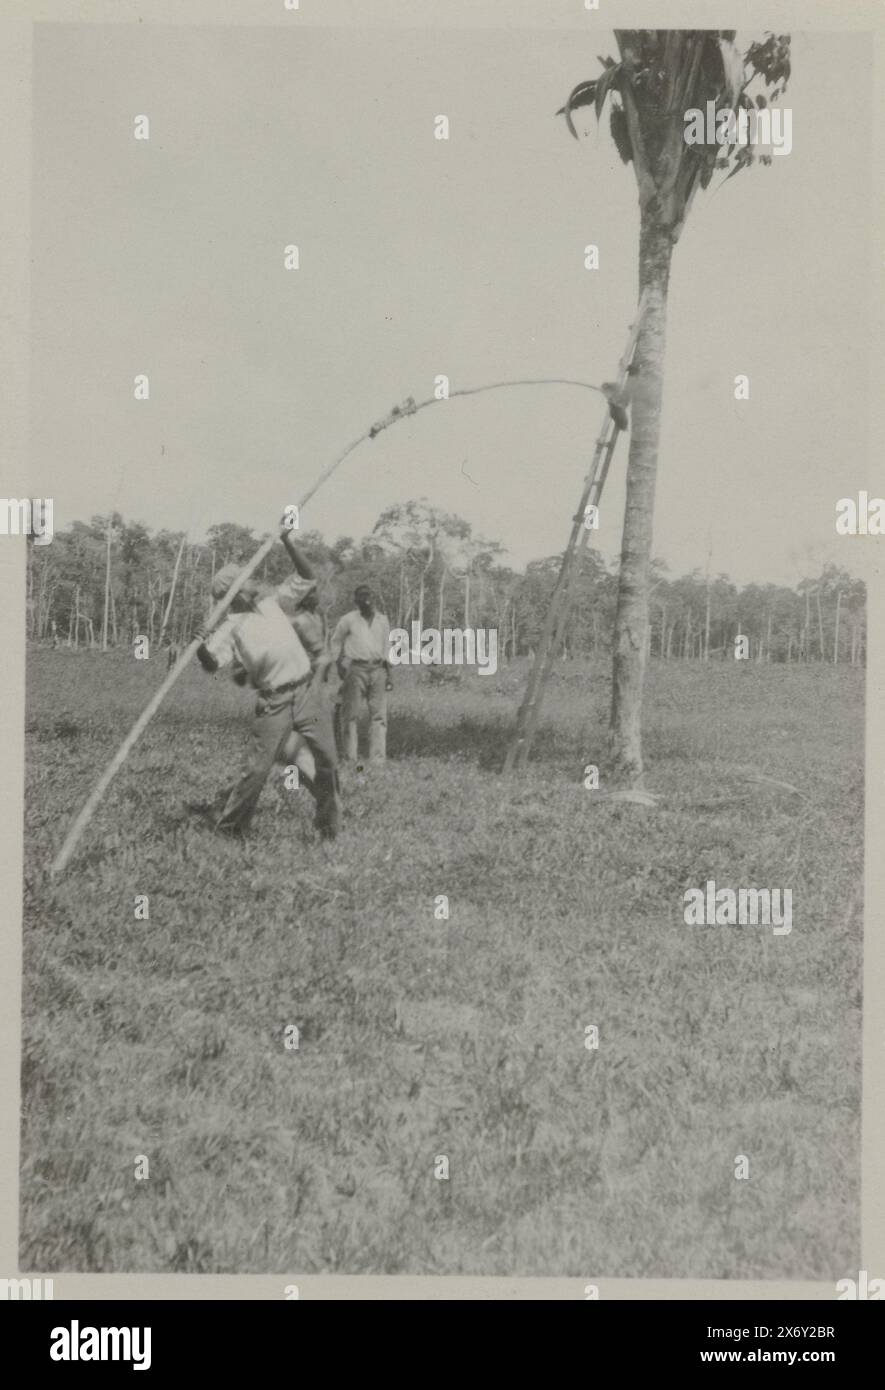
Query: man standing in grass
331 584 392 763
191 522 340 839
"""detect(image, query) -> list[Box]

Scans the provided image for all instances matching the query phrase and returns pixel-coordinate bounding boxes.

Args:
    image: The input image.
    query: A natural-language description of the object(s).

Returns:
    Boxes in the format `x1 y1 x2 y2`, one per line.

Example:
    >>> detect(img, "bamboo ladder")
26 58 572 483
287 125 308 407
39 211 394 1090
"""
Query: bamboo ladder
502 293 648 775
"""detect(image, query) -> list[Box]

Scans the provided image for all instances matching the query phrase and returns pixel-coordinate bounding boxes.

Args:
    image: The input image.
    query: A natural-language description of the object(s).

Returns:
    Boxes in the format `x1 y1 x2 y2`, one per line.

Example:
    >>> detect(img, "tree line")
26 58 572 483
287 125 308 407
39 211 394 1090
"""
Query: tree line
27 499 866 667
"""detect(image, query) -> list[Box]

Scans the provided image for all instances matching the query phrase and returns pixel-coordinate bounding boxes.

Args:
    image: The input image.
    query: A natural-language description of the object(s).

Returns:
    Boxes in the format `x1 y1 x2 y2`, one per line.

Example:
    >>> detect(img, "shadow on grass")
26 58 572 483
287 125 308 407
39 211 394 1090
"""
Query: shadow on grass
387 709 605 775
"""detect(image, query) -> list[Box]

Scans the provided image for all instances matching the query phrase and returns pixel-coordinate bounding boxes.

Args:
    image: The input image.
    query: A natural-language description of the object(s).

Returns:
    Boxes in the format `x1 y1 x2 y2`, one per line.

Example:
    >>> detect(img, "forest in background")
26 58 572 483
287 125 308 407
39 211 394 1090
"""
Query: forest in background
26 499 867 666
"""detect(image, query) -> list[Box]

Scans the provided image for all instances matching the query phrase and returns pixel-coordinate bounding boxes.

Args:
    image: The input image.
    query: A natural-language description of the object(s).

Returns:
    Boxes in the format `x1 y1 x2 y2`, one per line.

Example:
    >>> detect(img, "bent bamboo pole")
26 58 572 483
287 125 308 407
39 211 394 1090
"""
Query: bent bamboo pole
50 376 606 875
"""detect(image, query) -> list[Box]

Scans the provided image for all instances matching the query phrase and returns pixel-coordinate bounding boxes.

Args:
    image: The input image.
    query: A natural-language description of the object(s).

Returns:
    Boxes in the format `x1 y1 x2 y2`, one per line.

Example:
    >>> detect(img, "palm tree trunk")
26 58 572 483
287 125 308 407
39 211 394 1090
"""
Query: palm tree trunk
610 215 673 783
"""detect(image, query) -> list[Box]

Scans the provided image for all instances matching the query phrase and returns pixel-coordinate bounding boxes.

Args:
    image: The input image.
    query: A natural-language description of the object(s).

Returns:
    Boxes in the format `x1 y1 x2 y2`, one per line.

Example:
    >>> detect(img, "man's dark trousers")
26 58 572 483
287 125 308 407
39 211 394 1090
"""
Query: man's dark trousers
214 677 340 835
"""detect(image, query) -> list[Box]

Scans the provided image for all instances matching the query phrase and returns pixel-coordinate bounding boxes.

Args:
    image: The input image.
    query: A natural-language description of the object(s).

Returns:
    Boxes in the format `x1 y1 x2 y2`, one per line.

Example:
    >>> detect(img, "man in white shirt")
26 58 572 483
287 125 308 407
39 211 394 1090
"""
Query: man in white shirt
290 589 329 673
331 585 392 763
192 526 340 838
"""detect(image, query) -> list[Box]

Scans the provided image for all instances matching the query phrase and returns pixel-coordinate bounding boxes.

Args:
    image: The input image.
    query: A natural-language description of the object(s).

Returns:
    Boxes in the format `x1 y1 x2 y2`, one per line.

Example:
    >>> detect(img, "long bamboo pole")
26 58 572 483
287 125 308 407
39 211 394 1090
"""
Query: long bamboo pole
51 375 607 875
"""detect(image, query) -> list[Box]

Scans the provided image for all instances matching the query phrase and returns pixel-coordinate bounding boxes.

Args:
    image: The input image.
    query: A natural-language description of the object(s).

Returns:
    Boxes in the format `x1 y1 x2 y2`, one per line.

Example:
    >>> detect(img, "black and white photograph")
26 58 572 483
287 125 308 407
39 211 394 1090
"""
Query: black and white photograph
3 1 883 1312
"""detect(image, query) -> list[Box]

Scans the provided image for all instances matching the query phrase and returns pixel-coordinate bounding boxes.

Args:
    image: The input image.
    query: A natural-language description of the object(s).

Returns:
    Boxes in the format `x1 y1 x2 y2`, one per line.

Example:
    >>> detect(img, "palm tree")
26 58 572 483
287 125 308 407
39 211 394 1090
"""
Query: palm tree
560 30 790 784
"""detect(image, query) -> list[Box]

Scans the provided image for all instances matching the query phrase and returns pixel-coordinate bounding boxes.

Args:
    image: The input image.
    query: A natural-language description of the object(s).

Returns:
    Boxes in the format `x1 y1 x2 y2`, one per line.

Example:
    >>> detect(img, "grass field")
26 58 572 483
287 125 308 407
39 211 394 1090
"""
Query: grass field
20 649 863 1278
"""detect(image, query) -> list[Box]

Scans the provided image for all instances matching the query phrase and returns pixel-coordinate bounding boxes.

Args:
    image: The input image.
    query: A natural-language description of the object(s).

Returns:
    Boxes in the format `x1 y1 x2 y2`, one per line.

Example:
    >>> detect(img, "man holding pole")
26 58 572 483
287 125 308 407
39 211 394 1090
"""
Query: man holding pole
191 521 340 839
290 588 329 673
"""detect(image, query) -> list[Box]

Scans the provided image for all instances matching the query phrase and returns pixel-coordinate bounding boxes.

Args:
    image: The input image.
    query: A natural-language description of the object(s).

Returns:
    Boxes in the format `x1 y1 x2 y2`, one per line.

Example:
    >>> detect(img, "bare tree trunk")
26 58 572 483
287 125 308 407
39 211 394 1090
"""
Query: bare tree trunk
36 561 52 640
816 587 825 660
833 591 842 664
148 578 156 646
111 584 118 646
438 565 446 629
464 568 471 630
26 542 34 639
609 218 673 782
417 571 425 654
703 583 711 661
854 618 860 665
804 589 811 663
74 585 80 650
101 516 112 651
159 535 186 648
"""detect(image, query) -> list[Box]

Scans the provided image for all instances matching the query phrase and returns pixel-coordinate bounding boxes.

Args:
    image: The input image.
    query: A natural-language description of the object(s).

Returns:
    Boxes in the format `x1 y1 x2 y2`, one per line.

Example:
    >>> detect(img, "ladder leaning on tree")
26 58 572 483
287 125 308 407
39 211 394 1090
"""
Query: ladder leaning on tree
502 291 649 776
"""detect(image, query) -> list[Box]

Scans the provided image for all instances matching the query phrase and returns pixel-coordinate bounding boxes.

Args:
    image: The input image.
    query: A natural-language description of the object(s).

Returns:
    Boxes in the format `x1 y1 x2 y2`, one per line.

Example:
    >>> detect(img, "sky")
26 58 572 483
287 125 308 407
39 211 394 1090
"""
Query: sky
29 23 873 585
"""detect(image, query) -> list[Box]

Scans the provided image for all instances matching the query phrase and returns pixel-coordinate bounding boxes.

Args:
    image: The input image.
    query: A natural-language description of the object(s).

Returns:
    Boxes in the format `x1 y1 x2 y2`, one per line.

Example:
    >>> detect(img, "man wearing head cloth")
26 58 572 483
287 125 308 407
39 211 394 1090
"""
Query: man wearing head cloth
191 519 340 838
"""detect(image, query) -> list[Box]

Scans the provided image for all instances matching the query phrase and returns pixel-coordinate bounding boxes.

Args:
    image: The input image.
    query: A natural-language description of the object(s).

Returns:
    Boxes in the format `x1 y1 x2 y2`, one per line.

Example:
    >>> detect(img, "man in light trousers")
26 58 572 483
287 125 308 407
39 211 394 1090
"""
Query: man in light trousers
331 585 392 764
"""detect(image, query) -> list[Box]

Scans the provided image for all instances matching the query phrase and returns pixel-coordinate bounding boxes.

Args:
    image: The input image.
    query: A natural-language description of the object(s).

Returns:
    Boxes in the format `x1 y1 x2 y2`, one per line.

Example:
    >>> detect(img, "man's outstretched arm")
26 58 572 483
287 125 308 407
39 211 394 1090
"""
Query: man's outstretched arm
280 522 315 580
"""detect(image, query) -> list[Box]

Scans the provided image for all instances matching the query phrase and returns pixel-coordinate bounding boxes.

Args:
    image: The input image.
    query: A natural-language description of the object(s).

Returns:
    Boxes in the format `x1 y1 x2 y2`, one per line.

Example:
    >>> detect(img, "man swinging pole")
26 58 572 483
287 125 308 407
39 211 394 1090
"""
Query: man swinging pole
188 517 341 839
51 376 611 876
